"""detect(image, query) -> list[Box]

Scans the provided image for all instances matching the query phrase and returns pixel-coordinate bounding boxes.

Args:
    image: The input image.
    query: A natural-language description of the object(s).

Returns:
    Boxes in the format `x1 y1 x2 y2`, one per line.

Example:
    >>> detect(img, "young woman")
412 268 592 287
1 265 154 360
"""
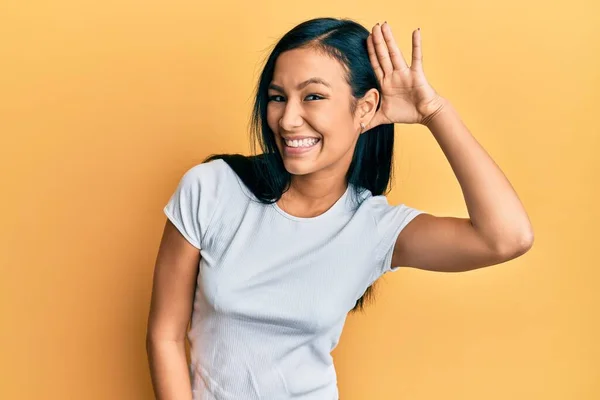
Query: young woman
146 17 534 400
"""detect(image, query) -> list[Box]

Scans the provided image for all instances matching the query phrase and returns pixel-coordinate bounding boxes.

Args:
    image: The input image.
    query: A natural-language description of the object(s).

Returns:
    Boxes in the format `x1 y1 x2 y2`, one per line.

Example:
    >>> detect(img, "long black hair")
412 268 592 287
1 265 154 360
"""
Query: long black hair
203 17 399 313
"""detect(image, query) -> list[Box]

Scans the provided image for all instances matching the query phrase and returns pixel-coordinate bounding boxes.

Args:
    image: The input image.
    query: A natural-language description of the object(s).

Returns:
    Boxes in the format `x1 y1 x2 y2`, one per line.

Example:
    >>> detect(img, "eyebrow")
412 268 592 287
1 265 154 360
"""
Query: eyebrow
268 77 331 93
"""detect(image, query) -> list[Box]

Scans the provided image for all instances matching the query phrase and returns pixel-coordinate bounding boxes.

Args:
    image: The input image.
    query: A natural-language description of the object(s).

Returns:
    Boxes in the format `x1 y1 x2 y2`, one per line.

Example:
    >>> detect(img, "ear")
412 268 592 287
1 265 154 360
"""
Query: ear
355 88 379 133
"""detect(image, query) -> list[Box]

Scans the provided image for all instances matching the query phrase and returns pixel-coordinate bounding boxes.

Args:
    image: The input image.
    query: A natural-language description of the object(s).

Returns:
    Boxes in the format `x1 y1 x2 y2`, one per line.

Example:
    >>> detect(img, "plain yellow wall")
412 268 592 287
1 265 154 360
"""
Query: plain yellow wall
1 0 598 399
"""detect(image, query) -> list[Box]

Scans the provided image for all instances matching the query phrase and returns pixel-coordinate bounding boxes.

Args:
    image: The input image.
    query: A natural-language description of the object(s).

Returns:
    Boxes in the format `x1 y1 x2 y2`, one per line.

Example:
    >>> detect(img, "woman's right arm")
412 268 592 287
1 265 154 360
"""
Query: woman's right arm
146 219 201 400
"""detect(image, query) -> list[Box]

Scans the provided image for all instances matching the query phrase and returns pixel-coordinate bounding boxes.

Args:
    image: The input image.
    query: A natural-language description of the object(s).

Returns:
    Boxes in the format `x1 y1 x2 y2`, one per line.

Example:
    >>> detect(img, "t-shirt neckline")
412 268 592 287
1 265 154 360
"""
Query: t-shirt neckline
271 184 351 222
218 158 353 222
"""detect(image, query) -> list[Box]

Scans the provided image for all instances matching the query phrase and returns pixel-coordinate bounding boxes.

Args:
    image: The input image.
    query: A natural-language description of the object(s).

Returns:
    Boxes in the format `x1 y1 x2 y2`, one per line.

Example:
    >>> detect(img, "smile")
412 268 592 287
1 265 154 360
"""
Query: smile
283 138 321 155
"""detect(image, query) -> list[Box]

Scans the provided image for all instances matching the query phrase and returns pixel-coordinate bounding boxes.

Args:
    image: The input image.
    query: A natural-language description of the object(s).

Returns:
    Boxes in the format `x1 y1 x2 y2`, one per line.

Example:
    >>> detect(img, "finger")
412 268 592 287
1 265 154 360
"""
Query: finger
411 28 423 71
366 34 384 82
381 22 409 71
371 23 394 76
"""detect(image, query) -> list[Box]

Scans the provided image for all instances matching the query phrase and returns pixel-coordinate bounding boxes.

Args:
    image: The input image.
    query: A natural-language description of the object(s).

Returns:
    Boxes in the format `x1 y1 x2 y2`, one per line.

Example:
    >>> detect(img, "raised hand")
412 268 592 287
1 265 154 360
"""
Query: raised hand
365 22 445 128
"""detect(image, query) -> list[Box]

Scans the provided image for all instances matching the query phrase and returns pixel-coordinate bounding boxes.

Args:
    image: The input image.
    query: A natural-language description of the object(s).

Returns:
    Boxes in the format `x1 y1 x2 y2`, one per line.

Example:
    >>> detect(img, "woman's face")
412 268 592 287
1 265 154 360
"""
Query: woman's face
267 47 367 178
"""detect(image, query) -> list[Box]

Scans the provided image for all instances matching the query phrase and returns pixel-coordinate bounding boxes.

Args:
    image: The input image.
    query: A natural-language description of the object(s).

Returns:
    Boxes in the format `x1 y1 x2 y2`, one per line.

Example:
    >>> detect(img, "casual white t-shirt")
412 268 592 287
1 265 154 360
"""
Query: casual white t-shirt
163 158 425 400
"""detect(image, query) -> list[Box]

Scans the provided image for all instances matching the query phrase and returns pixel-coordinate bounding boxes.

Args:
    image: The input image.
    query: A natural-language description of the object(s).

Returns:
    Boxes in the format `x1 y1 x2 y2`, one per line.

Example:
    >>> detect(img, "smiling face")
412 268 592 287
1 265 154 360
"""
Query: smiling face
266 47 364 179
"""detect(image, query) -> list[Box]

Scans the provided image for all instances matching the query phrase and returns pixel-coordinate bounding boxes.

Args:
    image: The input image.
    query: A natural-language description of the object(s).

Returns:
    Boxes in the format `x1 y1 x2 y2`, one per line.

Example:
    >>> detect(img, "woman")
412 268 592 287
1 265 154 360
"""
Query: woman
146 17 534 400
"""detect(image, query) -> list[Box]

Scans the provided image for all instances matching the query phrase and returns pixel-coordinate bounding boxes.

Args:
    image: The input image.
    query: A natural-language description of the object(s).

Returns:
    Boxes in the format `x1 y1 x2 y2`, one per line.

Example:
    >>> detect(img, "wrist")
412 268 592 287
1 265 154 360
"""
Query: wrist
420 96 448 127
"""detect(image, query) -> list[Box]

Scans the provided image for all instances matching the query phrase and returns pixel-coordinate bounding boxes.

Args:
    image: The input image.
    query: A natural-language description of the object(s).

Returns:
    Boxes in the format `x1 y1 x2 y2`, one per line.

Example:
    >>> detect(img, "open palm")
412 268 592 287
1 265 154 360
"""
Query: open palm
366 23 444 128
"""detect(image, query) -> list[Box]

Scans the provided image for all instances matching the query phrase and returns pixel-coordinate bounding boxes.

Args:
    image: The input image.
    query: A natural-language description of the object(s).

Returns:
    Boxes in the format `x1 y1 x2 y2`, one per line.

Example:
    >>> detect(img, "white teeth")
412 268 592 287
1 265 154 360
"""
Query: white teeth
284 138 320 148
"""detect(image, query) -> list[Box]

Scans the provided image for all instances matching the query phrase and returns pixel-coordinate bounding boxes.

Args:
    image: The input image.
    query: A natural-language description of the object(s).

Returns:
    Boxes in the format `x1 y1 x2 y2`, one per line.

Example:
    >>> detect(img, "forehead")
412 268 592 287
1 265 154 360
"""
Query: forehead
271 47 347 88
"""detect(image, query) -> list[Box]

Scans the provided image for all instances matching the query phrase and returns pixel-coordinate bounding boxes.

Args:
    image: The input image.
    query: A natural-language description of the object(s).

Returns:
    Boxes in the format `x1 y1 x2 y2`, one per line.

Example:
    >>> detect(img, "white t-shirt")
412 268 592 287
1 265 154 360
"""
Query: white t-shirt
163 158 425 399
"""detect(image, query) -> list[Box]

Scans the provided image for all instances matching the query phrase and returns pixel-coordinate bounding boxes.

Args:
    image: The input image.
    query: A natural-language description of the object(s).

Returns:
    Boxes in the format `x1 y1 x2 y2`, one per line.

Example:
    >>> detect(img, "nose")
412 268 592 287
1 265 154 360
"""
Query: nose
278 99 304 132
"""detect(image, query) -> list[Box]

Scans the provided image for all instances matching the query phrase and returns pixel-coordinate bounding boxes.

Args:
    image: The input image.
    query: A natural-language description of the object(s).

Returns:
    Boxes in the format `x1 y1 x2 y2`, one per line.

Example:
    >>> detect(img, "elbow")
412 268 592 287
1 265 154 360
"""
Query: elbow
522 227 535 250
496 228 534 260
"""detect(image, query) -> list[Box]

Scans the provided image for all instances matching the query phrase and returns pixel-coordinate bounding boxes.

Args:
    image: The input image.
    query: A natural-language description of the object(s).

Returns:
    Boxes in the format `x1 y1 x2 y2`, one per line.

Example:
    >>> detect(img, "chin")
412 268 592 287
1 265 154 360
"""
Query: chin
281 161 316 176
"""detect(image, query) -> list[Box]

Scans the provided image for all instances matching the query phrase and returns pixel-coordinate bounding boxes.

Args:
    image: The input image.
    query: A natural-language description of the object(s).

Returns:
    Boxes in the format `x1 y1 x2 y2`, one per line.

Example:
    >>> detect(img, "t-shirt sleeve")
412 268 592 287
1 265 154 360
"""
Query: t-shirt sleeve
371 196 426 278
163 161 222 250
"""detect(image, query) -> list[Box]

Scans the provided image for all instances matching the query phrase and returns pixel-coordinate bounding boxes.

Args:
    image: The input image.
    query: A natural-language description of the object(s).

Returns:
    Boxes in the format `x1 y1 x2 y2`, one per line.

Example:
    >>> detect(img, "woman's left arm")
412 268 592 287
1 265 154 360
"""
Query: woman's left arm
365 22 534 272
425 97 533 254
391 98 534 272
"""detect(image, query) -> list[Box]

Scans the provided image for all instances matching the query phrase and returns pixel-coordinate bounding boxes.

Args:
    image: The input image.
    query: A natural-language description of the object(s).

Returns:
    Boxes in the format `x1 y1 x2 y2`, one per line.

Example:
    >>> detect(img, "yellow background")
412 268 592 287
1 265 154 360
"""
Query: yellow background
1 0 598 399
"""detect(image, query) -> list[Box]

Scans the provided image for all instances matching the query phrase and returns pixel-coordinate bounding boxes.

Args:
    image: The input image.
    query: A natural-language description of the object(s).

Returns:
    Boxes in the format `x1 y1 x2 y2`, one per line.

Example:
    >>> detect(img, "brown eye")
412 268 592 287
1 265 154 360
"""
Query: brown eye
267 94 324 102
305 94 324 101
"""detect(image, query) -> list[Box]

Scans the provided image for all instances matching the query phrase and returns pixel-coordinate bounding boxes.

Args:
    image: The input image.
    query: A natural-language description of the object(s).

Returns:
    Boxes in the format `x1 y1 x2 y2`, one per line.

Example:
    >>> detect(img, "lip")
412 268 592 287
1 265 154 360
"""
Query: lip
282 137 321 156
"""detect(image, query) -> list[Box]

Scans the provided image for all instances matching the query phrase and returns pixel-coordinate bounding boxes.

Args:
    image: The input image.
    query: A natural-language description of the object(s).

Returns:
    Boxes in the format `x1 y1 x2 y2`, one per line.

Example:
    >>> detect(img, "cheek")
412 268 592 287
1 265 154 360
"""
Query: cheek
266 106 277 131
305 109 338 136
313 112 352 139
266 106 289 140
